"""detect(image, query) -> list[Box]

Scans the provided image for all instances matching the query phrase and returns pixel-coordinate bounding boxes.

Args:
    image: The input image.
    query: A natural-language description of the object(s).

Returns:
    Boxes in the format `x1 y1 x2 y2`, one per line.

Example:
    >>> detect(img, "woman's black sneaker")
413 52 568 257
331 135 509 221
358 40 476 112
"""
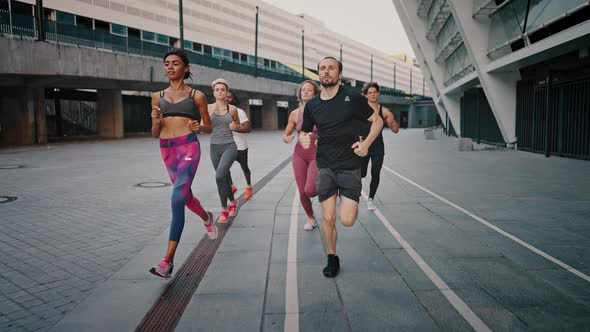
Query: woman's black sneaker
323 254 340 278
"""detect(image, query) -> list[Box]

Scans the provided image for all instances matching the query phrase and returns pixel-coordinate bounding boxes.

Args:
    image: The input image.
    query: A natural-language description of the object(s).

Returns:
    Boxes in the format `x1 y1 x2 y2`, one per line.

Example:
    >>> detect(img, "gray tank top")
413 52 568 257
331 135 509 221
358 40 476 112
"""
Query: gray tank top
159 89 200 121
210 105 235 145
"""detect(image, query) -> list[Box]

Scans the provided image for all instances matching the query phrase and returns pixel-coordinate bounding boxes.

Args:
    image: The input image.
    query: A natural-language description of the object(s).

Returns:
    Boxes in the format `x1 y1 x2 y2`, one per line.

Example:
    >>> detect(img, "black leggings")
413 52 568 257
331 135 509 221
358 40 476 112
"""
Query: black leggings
229 148 252 186
361 153 384 199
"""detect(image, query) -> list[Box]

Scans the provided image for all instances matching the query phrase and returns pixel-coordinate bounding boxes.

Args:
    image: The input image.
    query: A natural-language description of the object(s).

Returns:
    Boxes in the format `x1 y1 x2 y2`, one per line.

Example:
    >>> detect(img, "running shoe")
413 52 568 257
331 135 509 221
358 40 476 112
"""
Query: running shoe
228 200 239 217
231 186 238 194
218 210 229 223
204 211 218 240
367 198 376 211
323 254 340 278
303 217 317 231
149 258 174 279
245 187 253 200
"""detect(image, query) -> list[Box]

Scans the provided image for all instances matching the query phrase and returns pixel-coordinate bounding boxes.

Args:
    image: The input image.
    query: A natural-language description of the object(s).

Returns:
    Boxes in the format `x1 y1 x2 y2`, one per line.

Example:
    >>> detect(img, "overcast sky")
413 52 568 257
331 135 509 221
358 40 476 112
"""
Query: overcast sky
262 0 415 56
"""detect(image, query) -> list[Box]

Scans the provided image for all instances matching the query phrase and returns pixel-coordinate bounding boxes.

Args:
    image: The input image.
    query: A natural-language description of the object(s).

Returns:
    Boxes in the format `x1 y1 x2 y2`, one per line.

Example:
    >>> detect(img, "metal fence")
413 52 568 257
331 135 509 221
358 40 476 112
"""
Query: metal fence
516 76 590 160
460 88 504 145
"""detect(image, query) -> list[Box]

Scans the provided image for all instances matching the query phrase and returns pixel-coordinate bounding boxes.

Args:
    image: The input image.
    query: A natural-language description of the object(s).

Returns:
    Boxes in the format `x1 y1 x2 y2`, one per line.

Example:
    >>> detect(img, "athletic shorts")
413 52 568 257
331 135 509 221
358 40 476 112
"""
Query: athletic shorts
316 168 362 203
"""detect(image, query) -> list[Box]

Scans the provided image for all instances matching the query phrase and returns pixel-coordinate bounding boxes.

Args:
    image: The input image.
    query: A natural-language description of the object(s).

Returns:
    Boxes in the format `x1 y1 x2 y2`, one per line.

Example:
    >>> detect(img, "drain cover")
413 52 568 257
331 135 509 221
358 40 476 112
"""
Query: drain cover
0 196 17 204
0 165 24 169
135 182 170 188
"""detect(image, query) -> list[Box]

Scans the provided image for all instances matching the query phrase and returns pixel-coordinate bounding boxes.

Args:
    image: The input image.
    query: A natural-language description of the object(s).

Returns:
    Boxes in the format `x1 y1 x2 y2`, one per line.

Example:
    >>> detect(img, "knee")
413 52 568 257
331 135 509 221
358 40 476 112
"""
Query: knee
323 211 336 225
215 171 226 183
340 215 356 227
171 191 187 208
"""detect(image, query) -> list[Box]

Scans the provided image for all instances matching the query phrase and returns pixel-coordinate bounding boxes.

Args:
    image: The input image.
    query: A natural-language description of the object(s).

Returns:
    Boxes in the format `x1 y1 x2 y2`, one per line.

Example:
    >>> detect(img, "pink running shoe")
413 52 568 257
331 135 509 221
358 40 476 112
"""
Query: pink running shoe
228 201 239 217
218 210 229 223
204 211 218 240
149 258 173 279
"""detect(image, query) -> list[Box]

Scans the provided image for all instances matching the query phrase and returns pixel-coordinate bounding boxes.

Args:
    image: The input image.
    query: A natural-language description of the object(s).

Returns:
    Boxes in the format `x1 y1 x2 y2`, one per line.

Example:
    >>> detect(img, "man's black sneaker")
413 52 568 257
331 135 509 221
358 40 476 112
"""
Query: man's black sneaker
323 254 340 278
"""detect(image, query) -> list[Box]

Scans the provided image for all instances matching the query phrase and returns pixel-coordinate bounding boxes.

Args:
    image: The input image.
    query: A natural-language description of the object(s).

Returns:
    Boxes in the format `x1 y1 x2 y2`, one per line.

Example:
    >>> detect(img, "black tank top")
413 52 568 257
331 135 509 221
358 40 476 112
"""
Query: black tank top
159 89 201 121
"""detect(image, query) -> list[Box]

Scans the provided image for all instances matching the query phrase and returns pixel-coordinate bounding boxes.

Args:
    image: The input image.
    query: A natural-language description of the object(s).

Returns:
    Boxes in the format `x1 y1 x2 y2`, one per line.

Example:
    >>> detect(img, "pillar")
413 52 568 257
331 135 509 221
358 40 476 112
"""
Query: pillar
0 87 46 146
97 89 124 138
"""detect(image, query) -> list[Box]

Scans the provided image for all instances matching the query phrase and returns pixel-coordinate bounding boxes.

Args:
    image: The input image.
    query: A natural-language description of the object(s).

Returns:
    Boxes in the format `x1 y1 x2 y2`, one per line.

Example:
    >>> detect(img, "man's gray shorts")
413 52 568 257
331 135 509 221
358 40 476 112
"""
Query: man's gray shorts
316 168 362 203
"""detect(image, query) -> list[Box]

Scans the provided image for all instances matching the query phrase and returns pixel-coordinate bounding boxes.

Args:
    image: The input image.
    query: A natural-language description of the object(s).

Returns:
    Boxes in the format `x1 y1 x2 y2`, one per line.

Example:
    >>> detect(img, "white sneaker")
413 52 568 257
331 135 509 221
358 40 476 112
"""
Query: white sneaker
367 199 376 211
303 218 317 231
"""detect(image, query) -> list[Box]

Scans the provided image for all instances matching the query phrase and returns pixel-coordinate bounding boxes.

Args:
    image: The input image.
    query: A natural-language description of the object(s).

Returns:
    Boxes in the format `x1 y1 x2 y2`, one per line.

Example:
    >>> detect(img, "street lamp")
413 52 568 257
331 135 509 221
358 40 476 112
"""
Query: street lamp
370 54 373 82
179 0 184 49
301 29 305 78
254 6 259 77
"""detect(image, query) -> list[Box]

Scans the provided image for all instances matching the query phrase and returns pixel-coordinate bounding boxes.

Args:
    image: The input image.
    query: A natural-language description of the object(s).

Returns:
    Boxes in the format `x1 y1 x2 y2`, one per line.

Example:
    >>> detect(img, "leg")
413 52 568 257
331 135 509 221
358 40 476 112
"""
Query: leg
339 196 359 227
237 149 252 186
369 154 384 199
360 156 370 178
304 158 318 199
293 152 314 218
210 144 230 208
216 144 238 205
321 195 338 255
337 168 363 227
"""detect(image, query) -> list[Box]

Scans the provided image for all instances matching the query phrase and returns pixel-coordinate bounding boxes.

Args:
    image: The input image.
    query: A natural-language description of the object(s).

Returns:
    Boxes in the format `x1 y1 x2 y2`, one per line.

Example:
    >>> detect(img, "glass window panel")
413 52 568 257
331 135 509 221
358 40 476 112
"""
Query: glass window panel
110 23 128 36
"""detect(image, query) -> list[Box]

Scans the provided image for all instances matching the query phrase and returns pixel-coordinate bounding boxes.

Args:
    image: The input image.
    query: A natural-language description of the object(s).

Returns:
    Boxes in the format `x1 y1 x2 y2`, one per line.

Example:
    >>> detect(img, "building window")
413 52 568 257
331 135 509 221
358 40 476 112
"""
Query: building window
213 47 223 58
142 31 156 42
240 53 248 62
264 59 270 68
223 49 232 60
56 11 76 25
204 45 212 54
110 23 128 37
232 52 240 61
156 34 169 45
193 43 203 52
183 40 192 50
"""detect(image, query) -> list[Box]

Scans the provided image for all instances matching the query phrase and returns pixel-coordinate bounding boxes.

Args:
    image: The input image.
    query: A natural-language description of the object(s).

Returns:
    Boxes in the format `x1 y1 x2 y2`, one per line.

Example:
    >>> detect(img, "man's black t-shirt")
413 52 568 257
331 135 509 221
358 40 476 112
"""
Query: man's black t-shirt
302 86 374 170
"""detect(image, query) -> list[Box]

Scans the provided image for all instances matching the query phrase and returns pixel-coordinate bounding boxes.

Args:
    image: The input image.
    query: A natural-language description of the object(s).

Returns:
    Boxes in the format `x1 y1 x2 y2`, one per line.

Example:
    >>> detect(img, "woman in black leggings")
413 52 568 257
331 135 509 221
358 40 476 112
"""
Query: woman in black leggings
361 82 399 211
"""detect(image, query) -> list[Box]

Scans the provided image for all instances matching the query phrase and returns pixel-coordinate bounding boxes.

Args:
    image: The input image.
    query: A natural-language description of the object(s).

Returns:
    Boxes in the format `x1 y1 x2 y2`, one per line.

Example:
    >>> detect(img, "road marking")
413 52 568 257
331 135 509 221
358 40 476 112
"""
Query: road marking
362 191 491 332
284 188 300 332
382 165 590 284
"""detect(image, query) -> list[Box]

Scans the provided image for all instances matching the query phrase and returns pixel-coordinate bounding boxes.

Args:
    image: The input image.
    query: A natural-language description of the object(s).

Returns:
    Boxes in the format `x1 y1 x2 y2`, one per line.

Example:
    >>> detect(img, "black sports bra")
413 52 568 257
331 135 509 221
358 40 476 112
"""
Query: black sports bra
159 89 200 121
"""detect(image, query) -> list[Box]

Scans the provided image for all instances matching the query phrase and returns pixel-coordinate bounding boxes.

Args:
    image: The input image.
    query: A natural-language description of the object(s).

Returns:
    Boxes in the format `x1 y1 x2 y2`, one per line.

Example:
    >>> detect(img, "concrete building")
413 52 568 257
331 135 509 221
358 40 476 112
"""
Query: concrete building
0 0 437 146
392 0 590 159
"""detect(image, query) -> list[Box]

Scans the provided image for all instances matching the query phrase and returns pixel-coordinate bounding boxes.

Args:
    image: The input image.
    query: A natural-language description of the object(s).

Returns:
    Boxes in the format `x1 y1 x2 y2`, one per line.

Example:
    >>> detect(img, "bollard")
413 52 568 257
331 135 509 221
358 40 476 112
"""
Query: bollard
458 137 473 151
424 128 435 140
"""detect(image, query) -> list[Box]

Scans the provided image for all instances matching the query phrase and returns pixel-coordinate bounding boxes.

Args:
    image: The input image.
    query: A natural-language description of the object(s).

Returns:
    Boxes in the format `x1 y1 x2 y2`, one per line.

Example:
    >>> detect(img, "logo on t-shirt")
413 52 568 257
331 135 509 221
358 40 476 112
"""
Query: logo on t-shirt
345 96 350 102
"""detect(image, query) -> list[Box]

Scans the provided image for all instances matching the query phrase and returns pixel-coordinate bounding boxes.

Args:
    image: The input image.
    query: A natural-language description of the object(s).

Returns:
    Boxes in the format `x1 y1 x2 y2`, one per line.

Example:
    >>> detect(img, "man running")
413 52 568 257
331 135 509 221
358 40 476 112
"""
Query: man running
361 82 399 210
299 57 383 278
226 91 253 200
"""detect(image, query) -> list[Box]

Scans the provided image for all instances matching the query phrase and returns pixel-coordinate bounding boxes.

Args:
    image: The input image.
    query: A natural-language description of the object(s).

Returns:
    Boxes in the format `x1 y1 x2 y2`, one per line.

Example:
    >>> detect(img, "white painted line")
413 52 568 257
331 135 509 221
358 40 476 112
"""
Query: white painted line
382 165 590 284
362 191 492 332
284 188 300 332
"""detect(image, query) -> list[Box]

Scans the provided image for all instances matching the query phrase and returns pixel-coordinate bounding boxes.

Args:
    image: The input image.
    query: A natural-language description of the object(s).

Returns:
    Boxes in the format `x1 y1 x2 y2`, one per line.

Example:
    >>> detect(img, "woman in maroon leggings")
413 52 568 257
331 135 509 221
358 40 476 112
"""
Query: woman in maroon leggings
282 80 320 230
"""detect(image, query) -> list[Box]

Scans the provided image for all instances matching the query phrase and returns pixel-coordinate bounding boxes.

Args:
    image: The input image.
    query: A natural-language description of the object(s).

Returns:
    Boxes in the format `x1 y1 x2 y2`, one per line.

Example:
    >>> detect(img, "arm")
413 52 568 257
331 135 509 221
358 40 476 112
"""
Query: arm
228 106 242 131
351 97 383 156
193 92 212 134
299 103 315 149
382 107 399 133
151 93 162 138
361 110 384 148
282 110 298 144
233 109 251 133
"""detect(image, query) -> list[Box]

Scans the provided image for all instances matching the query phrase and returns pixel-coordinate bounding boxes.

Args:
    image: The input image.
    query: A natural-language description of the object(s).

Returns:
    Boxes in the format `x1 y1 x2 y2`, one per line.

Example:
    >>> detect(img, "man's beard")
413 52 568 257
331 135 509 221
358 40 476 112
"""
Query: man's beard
321 77 339 87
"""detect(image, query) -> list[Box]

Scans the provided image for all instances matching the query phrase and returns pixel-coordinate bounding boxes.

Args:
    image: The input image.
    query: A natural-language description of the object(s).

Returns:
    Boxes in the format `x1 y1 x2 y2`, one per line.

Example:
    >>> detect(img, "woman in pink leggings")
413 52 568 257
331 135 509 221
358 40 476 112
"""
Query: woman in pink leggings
149 50 216 279
283 80 320 230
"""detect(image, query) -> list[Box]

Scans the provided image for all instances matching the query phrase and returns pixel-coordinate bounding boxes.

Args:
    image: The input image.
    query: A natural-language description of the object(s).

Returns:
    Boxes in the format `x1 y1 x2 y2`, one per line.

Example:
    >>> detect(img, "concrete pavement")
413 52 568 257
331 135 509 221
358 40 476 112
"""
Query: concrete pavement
1 129 589 331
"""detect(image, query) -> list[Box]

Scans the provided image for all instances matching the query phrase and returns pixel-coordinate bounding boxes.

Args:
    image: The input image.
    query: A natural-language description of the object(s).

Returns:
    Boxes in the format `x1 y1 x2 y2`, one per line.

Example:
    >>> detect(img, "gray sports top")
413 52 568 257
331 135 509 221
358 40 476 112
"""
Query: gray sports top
159 89 200 121
210 105 235 145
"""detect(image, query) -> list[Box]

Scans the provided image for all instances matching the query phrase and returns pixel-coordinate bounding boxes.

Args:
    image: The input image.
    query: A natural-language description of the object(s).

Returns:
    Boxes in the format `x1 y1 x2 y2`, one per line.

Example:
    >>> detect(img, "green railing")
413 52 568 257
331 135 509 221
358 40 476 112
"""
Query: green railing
0 10 424 96
0 10 305 85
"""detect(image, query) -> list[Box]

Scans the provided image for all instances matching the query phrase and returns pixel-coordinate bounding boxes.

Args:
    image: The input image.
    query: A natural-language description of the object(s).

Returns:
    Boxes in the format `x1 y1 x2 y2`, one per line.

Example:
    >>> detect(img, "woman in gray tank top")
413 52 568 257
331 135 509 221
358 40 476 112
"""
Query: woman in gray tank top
208 78 242 223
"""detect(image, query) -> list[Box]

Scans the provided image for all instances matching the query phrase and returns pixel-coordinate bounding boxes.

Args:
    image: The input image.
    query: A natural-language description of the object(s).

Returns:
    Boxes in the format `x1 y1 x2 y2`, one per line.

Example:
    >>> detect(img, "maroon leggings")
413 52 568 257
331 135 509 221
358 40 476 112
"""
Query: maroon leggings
292 151 318 218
